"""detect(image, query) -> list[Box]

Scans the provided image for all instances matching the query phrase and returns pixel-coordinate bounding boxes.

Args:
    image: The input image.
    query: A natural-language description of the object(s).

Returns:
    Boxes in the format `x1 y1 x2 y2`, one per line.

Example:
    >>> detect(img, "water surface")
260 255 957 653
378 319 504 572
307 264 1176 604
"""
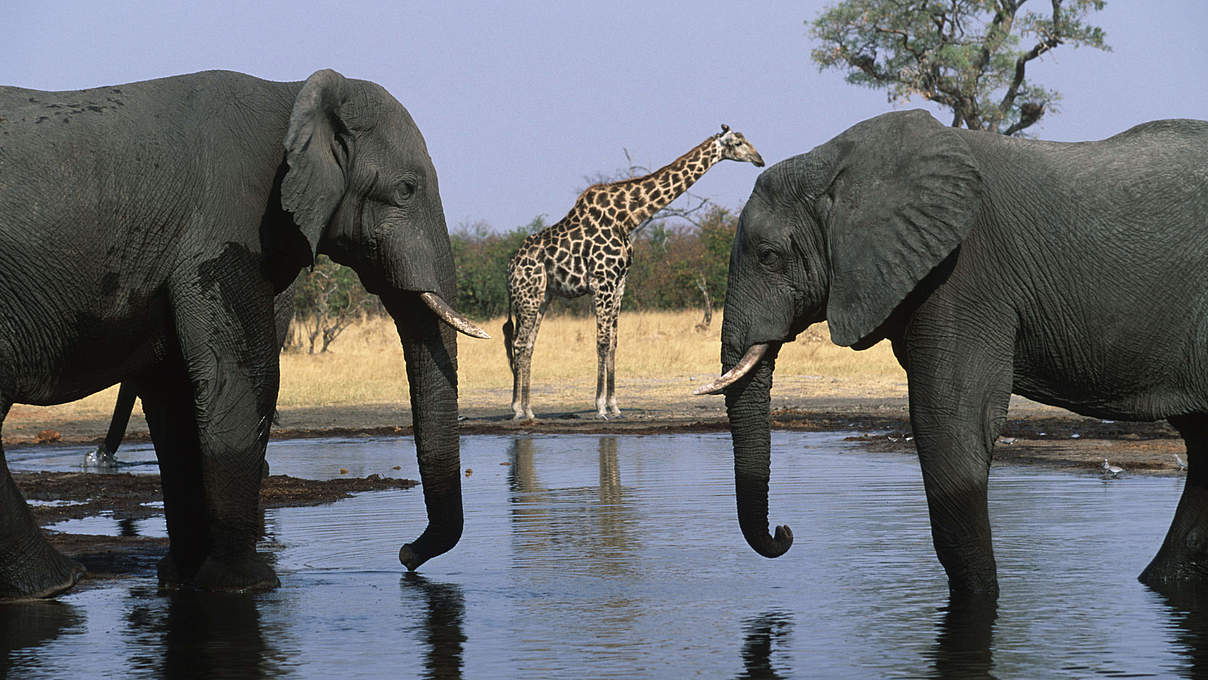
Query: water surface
2 432 1203 678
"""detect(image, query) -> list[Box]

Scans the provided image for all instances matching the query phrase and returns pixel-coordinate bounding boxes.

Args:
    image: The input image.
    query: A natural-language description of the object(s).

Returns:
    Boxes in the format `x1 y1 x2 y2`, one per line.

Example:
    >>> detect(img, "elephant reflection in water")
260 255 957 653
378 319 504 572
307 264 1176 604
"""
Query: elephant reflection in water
402 572 467 680
0 601 81 676
1156 588 1208 678
735 612 792 680
507 436 632 577
927 599 996 679
125 588 280 678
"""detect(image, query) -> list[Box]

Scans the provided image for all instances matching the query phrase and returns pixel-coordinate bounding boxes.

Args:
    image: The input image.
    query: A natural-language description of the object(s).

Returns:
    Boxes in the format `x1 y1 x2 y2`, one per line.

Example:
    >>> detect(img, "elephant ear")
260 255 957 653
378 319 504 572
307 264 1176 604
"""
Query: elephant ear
824 110 982 347
281 69 352 262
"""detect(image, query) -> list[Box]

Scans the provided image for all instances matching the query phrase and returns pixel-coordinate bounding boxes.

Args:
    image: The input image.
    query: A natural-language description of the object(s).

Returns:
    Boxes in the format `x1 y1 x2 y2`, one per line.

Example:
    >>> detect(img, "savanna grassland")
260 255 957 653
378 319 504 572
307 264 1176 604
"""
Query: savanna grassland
4 310 908 443
3 310 1192 475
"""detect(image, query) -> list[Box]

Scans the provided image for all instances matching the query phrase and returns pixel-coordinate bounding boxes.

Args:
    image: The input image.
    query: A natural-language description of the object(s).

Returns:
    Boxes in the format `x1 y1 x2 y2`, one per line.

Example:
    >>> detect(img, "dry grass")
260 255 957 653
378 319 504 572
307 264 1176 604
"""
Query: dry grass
7 311 908 432
276 310 908 412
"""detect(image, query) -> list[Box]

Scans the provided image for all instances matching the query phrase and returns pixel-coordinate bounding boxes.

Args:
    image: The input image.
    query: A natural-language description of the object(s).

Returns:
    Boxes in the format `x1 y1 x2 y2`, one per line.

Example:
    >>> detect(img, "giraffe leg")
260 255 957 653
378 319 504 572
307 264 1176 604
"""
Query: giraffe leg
605 277 626 417
593 289 617 419
509 302 543 421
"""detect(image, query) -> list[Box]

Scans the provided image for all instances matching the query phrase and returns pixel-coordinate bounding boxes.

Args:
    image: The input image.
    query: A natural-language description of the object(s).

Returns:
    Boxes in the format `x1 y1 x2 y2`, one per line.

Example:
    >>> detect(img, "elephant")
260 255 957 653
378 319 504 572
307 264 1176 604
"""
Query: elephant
85 284 298 469
0 69 489 599
697 110 1208 598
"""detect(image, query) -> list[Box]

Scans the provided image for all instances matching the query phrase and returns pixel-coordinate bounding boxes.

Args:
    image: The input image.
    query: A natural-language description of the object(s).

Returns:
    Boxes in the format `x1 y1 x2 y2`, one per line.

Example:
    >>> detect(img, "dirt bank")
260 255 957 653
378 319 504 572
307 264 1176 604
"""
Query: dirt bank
7 392 1188 475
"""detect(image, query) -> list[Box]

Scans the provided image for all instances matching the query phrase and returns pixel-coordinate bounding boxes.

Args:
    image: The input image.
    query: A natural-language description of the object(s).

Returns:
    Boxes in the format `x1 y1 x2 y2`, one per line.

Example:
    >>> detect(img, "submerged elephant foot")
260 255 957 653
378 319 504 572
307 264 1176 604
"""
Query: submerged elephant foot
940 555 1000 600
0 537 85 600
158 553 279 593
1139 551 1208 592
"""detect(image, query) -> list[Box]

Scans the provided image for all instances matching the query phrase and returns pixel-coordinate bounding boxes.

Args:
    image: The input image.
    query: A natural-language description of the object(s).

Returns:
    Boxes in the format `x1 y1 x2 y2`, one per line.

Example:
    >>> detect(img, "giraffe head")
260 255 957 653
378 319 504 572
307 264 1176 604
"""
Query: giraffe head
715 124 766 167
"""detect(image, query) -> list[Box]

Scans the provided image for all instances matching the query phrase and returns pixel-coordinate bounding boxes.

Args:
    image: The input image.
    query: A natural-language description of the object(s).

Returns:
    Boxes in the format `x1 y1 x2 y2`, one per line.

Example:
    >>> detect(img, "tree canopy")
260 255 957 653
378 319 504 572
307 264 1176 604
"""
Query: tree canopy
810 0 1109 135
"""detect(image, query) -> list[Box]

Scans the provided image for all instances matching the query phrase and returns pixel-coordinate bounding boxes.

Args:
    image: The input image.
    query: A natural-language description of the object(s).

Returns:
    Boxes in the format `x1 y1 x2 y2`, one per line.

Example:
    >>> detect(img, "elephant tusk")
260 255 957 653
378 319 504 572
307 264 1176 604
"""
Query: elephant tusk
693 343 769 395
420 292 491 339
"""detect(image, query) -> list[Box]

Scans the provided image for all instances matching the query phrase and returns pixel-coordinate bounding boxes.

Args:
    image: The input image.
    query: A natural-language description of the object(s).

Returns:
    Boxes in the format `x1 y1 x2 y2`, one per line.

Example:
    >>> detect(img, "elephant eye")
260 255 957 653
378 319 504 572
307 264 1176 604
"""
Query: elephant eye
759 247 782 269
394 181 417 204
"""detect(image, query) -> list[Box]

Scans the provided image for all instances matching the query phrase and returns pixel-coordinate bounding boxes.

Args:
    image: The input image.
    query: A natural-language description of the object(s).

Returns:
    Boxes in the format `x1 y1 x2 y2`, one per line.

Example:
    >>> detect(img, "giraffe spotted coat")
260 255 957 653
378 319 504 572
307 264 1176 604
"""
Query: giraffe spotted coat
504 126 765 419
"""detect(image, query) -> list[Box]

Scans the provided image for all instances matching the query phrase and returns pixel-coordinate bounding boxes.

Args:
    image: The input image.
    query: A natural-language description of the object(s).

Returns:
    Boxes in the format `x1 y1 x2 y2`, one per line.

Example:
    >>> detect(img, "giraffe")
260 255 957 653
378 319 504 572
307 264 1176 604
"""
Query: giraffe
503 125 765 420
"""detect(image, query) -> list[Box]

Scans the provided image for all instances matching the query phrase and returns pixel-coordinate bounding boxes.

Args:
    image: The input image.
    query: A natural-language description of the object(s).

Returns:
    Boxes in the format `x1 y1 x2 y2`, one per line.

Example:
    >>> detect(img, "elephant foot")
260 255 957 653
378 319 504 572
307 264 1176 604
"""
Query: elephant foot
0 536 85 600
83 443 119 469
1139 552 1208 592
947 579 1000 600
158 553 279 593
941 560 1000 600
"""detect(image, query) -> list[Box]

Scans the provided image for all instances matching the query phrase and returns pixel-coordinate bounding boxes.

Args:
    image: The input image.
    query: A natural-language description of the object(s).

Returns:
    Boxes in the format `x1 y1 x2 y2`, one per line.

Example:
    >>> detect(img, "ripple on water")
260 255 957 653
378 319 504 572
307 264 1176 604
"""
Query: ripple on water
5 432 1204 678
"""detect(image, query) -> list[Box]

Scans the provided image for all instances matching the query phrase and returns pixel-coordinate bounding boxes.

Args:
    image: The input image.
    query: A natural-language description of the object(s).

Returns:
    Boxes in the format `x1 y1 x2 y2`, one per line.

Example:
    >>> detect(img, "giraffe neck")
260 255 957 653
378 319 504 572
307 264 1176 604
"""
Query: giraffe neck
605 135 722 236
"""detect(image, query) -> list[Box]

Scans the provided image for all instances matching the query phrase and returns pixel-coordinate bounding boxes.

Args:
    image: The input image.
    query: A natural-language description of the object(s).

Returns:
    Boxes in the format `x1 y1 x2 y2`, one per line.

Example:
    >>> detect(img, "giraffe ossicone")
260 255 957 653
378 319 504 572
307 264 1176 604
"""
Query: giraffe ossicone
503 126 766 420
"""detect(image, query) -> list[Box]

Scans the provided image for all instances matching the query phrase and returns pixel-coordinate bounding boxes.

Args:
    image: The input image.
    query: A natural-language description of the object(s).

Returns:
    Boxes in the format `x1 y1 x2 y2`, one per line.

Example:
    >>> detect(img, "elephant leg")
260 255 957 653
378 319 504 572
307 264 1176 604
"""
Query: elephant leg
87 382 137 467
509 301 544 421
164 275 279 592
1140 413 1208 589
136 371 209 583
904 323 1014 598
0 399 84 599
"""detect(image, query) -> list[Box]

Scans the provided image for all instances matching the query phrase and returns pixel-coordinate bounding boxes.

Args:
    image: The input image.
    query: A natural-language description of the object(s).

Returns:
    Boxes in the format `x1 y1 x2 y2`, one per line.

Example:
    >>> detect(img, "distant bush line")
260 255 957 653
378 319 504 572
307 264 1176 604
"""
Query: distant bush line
286 207 736 351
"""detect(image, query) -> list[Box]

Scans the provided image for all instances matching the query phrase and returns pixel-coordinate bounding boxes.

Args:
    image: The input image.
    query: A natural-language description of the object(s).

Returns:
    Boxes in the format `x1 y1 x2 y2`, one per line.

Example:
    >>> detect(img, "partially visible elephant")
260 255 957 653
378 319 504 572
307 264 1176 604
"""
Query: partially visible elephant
85 284 298 468
698 110 1208 598
0 69 488 599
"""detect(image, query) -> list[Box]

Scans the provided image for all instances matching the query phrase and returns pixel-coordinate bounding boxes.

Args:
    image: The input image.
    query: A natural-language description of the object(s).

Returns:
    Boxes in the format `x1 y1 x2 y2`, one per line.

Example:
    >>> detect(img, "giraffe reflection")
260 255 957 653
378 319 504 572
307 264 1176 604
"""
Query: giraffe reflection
507 436 634 578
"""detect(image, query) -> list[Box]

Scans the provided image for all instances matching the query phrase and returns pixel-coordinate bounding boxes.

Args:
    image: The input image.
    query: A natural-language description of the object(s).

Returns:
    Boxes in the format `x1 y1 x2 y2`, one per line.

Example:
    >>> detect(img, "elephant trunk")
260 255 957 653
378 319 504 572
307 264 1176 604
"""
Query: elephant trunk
386 293 463 571
723 339 793 558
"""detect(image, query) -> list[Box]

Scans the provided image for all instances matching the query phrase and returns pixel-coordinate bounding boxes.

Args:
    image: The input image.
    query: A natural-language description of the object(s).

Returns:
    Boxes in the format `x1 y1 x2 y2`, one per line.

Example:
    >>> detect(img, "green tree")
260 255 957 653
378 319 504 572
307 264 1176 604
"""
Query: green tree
624 206 736 325
449 216 547 319
810 0 1109 135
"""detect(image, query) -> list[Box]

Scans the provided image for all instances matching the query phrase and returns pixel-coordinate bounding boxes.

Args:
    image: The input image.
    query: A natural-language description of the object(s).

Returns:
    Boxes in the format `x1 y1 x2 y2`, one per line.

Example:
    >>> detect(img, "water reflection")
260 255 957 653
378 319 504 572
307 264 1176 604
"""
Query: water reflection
0 600 81 678
926 597 997 679
126 588 280 678
401 573 466 680
736 611 793 680
507 436 636 578
1156 586 1208 678
17 433 1208 677
118 516 139 537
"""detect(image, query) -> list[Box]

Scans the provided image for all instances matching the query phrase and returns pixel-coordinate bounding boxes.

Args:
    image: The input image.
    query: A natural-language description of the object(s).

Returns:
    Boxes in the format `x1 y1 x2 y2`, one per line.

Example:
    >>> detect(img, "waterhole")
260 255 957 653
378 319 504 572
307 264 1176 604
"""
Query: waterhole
2 432 1201 678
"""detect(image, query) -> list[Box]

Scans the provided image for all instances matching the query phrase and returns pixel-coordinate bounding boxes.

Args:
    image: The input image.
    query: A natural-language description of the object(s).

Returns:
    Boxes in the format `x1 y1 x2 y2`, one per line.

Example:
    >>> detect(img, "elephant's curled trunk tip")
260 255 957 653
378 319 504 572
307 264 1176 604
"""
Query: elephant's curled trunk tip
420 292 491 339
399 543 423 572
750 524 794 558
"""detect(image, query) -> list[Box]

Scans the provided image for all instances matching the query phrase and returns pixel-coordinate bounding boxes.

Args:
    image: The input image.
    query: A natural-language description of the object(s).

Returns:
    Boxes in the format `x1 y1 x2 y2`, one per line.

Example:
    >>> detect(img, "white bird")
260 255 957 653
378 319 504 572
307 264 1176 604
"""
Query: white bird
1101 459 1125 478
1174 454 1188 472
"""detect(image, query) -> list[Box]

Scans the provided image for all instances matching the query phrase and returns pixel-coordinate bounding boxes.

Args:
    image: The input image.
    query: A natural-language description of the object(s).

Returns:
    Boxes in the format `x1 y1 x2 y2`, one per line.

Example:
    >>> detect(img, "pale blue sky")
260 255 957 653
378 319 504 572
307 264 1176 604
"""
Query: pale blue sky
4 1 1205 231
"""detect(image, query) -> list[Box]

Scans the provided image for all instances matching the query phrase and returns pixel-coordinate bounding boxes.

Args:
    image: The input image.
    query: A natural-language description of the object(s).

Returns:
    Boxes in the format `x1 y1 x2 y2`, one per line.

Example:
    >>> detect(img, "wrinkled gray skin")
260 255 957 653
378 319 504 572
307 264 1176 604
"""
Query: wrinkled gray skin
0 69 470 599
716 110 1208 599
86 285 298 468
